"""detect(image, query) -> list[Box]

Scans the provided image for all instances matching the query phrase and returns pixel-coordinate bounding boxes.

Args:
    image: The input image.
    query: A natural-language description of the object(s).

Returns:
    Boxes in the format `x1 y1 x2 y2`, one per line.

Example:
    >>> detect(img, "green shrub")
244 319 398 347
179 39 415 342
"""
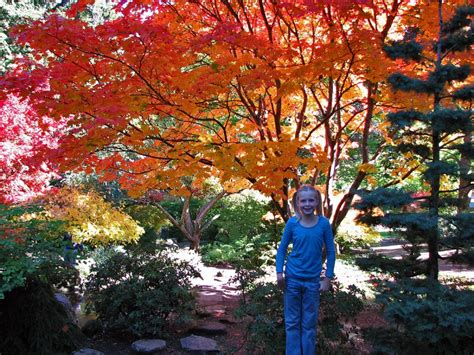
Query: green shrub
200 193 282 266
365 278 474 354
0 205 84 354
0 280 83 355
84 245 199 338
233 265 365 354
336 221 381 253
201 231 276 267
0 204 76 298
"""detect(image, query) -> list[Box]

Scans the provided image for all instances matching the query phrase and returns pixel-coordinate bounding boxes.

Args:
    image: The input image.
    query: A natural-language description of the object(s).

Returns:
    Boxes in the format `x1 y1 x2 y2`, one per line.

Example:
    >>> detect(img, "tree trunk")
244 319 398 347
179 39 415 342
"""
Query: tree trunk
151 191 226 250
458 133 472 213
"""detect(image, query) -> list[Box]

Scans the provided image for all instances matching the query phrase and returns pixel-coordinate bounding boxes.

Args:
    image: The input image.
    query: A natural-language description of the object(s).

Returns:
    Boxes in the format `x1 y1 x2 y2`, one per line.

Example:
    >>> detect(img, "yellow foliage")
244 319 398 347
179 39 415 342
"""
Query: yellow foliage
358 163 377 174
45 187 143 246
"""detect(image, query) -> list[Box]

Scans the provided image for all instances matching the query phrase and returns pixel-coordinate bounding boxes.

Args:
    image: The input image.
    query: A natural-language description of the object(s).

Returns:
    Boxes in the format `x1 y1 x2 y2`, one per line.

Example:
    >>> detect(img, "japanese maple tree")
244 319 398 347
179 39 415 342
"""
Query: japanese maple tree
1 0 434 239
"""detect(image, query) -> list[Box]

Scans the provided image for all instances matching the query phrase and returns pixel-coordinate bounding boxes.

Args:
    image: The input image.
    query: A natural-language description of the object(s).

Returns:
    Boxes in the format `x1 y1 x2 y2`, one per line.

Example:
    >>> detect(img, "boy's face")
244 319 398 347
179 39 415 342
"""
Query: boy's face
297 190 318 216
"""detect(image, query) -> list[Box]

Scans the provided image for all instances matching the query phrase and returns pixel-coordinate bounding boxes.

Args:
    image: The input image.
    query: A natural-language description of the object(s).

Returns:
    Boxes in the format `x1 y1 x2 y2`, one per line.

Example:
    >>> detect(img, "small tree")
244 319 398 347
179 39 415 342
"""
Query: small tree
356 2 473 280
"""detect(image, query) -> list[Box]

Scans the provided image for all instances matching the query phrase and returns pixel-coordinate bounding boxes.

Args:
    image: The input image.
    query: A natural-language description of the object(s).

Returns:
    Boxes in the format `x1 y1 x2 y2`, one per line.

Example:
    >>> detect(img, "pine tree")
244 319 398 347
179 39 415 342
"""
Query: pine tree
356 2 473 281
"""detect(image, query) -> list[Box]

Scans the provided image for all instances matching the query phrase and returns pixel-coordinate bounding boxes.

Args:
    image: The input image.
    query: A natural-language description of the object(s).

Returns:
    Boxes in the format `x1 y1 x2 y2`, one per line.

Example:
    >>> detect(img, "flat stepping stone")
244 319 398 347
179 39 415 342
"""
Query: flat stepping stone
73 349 104 355
180 335 219 353
191 321 227 335
131 339 167 353
204 305 227 317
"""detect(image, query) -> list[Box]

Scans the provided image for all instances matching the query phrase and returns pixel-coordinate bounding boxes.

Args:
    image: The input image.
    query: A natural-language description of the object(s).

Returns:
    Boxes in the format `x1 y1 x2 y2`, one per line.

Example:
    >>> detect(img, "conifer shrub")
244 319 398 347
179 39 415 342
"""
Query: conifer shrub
365 279 474 354
0 280 83 355
84 245 199 338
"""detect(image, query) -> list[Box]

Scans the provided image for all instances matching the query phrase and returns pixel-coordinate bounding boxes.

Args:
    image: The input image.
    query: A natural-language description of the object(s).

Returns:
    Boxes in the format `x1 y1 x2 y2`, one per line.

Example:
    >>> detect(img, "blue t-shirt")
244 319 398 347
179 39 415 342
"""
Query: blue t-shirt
276 216 336 279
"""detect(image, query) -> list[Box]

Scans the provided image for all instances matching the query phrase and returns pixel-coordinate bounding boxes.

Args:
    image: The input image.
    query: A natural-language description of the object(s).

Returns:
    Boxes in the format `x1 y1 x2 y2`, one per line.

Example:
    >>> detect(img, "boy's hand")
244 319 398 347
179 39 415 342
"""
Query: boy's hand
319 278 331 292
277 273 285 290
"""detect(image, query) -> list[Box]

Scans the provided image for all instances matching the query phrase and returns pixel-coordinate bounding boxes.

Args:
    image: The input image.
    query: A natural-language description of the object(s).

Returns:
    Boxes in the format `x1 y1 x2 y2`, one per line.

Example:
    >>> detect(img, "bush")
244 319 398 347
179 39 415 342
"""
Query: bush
0 205 84 354
200 194 281 266
365 278 474 354
0 280 83 355
84 245 200 338
335 218 381 253
0 204 76 298
201 231 276 267
233 265 365 354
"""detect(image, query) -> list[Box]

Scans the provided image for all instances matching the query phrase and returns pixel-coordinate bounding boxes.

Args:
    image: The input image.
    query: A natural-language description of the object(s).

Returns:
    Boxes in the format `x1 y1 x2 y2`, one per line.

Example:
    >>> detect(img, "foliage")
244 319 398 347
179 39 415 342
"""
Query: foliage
0 279 83 355
0 1 53 74
202 232 276 267
355 2 474 279
211 194 269 242
84 245 199 338
45 187 144 246
0 94 67 204
318 283 365 354
1 0 425 230
201 193 280 265
0 204 76 299
125 204 169 234
335 215 382 253
233 264 364 354
0 202 83 354
365 279 474 354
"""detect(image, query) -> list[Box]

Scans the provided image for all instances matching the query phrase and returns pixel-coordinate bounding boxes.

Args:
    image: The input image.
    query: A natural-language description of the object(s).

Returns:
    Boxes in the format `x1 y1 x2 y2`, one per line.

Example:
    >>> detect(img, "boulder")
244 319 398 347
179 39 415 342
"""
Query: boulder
54 292 77 325
180 335 219 353
131 339 167 353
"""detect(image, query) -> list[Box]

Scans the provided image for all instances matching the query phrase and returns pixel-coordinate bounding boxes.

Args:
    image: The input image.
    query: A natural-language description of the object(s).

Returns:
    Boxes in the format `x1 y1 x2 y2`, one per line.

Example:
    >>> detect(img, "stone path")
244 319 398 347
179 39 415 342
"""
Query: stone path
371 238 474 281
188 262 245 353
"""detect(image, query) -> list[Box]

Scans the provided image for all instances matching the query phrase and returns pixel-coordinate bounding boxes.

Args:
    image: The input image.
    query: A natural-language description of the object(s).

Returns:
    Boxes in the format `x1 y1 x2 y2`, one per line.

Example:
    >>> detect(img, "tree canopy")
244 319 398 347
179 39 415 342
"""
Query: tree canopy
0 0 471 228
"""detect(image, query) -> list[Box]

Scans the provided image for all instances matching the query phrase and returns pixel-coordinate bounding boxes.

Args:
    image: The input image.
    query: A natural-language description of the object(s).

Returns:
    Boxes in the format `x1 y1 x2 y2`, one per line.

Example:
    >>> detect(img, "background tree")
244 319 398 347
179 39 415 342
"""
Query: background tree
356 0 473 280
0 94 68 204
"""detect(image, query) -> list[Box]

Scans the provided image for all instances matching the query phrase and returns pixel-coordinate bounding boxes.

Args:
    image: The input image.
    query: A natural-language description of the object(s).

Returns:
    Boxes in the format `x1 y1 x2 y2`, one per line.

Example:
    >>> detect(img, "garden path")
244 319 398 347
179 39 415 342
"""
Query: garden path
371 238 474 281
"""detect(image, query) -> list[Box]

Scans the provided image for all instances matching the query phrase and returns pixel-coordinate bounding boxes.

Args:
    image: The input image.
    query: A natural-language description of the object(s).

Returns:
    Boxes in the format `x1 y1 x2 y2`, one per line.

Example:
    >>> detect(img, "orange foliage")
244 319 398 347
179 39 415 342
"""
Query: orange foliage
4 0 463 219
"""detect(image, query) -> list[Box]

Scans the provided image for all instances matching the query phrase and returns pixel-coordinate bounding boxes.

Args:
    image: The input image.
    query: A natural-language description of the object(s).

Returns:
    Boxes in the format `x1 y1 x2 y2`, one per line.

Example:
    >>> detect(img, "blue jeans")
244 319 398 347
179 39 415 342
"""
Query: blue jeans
284 276 320 355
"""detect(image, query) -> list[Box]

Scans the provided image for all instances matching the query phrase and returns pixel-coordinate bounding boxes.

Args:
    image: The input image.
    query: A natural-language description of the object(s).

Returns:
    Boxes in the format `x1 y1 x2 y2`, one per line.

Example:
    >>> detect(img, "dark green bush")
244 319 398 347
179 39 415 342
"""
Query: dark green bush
84 246 200 338
365 278 474 354
233 265 365 354
0 280 83 355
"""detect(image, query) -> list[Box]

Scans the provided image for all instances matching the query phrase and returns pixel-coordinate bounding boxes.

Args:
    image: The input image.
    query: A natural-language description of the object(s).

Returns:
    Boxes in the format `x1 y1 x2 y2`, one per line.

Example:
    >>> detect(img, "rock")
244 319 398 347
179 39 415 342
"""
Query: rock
81 319 103 338
180 335 219 353
73 348 104 355
131 339 167 353
203 305 226 317
54 292 77 325
191 321 227 335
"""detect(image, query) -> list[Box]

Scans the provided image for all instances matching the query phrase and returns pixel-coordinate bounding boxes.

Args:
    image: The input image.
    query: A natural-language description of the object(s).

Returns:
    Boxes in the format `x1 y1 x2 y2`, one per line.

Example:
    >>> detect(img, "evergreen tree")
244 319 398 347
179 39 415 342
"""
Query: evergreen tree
356 2 473 281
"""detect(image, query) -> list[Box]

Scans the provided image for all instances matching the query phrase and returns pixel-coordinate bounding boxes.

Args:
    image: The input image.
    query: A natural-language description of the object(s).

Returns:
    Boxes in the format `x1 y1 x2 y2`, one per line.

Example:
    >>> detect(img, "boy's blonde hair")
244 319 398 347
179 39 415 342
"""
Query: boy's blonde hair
291 185 323 218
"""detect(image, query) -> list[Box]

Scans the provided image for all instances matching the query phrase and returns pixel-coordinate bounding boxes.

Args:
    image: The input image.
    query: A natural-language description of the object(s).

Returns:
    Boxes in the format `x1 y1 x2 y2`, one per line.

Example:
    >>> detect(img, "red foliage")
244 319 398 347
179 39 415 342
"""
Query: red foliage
0 94 67 204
